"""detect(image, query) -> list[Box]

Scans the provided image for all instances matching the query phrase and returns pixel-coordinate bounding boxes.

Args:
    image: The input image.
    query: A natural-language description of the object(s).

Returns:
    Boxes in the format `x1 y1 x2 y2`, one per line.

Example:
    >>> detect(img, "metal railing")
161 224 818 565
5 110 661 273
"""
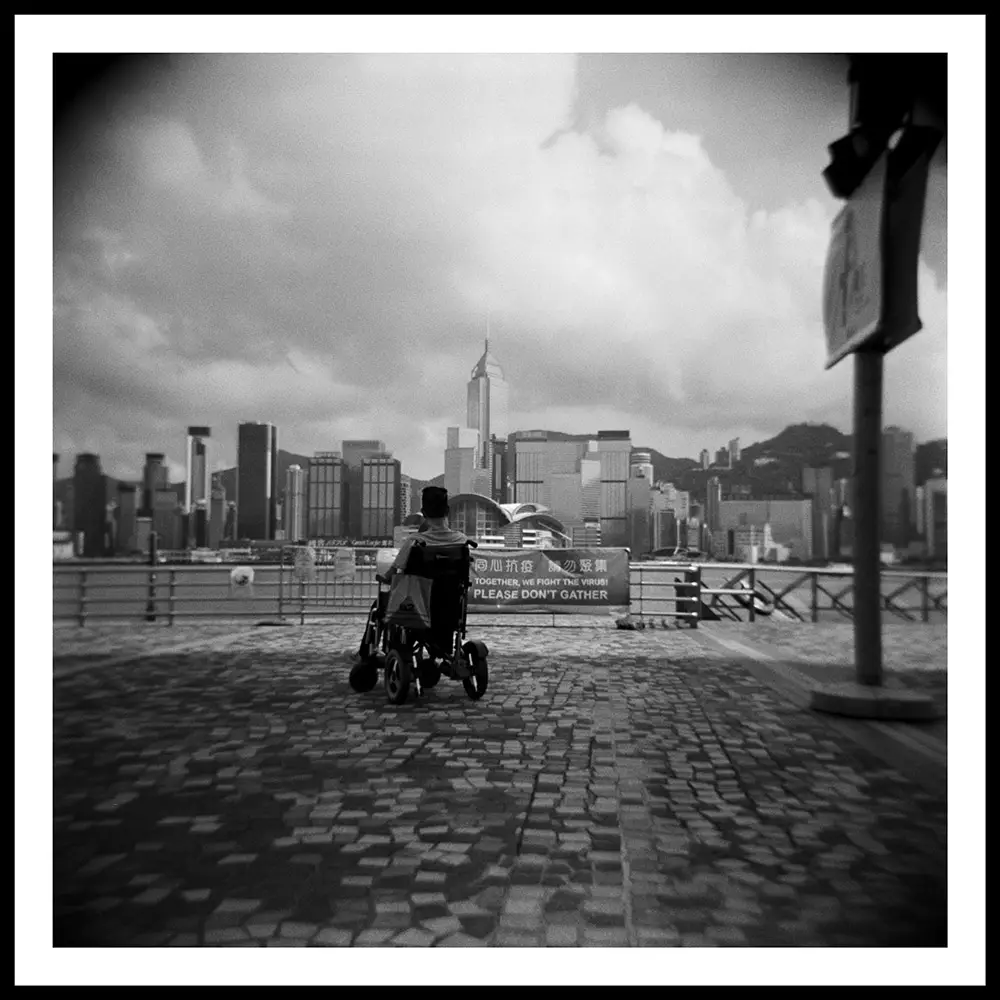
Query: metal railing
53 550 947 627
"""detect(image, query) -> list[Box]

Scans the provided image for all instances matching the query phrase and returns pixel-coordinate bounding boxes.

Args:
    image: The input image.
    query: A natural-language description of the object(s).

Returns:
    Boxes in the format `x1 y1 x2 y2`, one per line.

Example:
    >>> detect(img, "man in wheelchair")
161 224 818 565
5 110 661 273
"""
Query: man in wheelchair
350 486 489 705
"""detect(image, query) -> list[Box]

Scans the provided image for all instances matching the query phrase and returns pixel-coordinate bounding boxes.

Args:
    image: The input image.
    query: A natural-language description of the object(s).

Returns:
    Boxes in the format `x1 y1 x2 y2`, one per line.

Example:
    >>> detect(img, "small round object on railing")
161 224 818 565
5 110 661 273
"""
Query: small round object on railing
230 565 255 595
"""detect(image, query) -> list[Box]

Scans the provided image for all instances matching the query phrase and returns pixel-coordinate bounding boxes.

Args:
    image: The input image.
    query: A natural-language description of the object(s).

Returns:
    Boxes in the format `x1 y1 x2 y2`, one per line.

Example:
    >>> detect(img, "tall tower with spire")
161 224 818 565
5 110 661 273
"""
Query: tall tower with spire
466 317 509 477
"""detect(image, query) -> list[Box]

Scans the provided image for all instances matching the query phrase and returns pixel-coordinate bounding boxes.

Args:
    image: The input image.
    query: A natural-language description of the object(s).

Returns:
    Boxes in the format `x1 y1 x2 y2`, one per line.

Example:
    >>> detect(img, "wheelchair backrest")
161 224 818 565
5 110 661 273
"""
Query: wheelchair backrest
402 541 472 583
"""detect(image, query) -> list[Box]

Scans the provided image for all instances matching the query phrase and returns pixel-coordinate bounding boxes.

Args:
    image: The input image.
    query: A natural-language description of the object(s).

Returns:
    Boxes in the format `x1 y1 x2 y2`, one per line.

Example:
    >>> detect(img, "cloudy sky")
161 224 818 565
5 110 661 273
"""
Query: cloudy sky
43 34 953 484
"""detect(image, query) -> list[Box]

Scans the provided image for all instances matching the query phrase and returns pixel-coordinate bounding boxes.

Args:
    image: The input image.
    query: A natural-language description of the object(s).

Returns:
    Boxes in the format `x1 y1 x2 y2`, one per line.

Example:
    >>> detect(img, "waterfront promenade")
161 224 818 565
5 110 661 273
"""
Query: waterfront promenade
49 615 949 951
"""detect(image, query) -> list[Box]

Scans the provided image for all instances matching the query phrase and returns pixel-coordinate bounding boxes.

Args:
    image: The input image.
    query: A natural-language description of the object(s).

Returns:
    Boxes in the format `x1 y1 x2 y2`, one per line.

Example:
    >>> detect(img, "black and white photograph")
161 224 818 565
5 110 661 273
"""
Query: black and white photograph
17 14 984 987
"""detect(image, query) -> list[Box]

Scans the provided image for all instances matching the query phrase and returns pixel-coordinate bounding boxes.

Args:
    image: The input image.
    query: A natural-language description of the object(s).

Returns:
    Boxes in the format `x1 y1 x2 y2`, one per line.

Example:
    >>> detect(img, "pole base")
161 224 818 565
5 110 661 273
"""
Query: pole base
810 680 943 721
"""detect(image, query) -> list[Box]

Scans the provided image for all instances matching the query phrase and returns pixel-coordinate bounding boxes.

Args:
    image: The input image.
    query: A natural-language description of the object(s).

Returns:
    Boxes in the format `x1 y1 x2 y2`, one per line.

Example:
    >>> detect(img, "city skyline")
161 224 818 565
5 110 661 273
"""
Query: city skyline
47 44 950 484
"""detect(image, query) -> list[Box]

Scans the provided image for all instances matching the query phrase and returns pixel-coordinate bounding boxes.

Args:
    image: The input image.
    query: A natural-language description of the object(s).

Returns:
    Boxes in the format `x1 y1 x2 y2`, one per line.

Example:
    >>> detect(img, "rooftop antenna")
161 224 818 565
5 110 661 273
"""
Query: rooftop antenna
485 306 491 354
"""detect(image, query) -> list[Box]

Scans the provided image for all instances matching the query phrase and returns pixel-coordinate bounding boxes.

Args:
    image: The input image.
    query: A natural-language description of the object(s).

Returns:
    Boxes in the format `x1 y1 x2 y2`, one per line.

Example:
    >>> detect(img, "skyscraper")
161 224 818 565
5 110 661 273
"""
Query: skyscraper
924 477 947 561
73 453 106 557
209 483 226 549
706 476 722 532
700 449 711 470
284 464 305 543
445 427 480 497
307 452 348 540
466 337 508 479
116 483 139 553
184 426 211 513
881 426 916 547
141 452 168 516
361 454 401 540
237 422 278 540
598 430 631 547
728 437 741 464
342 440 386 538
802 466 834 561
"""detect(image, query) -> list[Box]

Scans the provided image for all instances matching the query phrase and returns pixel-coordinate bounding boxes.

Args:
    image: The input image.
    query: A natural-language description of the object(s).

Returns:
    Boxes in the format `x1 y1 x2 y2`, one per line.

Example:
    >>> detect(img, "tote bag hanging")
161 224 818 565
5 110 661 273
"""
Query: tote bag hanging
386 574 433 630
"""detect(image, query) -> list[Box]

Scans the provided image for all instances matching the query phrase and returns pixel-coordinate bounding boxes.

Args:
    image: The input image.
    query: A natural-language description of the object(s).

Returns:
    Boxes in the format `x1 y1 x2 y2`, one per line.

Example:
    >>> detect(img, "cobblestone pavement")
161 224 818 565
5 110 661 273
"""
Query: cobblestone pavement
52 622 947 948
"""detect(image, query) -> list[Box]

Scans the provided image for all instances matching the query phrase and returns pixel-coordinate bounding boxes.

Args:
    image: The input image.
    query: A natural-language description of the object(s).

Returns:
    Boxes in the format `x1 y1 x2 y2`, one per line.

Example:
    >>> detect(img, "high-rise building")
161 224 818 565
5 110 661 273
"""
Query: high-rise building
153 488 180 550
598 430 631 547
882 426 916 547
802 466 834 562
237 422 278 540
490 437 510 503
445 427 480 497
141 452 168 516
224 501 237 541
700 449 711 470
400 474 411 520
706 476 722 533
184 426 211 513
728 437 741 464
209 483 226 549
343 440 386 537
466 337 509 476
53 453 63 529
627 471 651 558
924 477 947 561
73 453 106 557
361 455 402 540
714 447 729 468
630 451 654 484
284 464 305 543
307 452 348 540
116 483 139 554
191 500 209 547
580 444 601 522
717 498 814 561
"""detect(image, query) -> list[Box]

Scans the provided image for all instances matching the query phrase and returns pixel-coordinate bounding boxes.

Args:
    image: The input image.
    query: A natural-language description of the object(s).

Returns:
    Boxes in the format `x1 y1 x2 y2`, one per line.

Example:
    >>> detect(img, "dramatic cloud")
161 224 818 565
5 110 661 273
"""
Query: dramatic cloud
52 53 947 481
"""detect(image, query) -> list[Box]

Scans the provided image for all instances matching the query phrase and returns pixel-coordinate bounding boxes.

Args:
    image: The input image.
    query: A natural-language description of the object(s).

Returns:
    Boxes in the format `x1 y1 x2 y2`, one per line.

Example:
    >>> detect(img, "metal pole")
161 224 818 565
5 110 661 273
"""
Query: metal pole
853 348 883 684
748 566 756 624
278 545 285 619
146 531 158 622
811 571 820 623
921 574 930 623
78 570 87 627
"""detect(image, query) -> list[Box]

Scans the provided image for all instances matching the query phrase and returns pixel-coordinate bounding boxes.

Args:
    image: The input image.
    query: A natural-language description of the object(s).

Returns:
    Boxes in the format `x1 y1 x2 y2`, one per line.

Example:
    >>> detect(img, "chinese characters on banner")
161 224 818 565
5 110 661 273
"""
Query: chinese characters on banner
468 548 630 611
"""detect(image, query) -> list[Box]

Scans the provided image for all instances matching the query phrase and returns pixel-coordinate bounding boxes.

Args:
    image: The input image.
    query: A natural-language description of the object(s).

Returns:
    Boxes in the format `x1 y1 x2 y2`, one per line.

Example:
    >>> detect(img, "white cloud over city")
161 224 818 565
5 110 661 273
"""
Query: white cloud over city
51 52 948 481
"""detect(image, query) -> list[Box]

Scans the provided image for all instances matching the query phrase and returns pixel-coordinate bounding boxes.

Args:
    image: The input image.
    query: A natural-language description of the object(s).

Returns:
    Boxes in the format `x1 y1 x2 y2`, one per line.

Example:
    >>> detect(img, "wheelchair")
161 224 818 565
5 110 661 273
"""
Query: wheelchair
349 539 489 705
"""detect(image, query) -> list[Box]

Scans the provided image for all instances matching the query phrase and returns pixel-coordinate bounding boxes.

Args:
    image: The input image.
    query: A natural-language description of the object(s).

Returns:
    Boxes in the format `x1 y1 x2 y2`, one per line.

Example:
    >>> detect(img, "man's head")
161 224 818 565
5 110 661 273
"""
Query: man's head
421 486 450 520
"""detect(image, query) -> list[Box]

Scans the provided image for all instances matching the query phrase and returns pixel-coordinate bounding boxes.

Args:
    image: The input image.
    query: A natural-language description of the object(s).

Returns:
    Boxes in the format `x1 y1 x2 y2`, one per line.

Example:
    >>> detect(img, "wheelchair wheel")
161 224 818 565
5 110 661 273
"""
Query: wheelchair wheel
349 660 378 693
462 648 488 701
383 649 412 705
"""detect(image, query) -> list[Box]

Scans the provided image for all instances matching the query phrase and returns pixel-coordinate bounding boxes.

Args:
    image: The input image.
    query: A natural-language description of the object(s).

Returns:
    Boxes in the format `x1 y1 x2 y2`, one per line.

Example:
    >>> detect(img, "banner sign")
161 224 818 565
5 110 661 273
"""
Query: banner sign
823 151 885 369
468 548 629 611
292 545 317 583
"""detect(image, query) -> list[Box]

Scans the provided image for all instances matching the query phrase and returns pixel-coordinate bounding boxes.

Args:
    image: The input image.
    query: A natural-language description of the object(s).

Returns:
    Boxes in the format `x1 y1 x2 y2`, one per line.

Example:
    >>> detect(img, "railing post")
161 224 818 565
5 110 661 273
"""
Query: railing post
168 569 176 626
146 532 158 622
78 570 87 627
299 580 305 626
921 575 930 623
811 571 819 623
748 566 756 623
638 563 644 622
278 545 285 619
692 565 701 629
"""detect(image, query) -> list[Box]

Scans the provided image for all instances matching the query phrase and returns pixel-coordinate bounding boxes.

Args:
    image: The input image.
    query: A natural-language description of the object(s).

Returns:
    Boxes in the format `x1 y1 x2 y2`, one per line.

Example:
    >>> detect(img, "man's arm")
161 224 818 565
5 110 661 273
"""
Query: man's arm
382 538 414 582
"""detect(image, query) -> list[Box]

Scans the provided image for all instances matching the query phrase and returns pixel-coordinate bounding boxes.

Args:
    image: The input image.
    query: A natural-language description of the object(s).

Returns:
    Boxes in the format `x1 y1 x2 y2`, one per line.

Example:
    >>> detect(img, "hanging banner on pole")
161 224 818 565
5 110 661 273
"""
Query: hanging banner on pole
292 545 317 584
332 547 356 582
823 151 886 369
468 548 629 613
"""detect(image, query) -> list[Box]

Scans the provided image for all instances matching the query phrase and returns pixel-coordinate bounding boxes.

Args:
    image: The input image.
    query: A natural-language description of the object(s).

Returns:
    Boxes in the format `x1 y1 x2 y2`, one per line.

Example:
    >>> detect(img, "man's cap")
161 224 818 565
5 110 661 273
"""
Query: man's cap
421 486 449 518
